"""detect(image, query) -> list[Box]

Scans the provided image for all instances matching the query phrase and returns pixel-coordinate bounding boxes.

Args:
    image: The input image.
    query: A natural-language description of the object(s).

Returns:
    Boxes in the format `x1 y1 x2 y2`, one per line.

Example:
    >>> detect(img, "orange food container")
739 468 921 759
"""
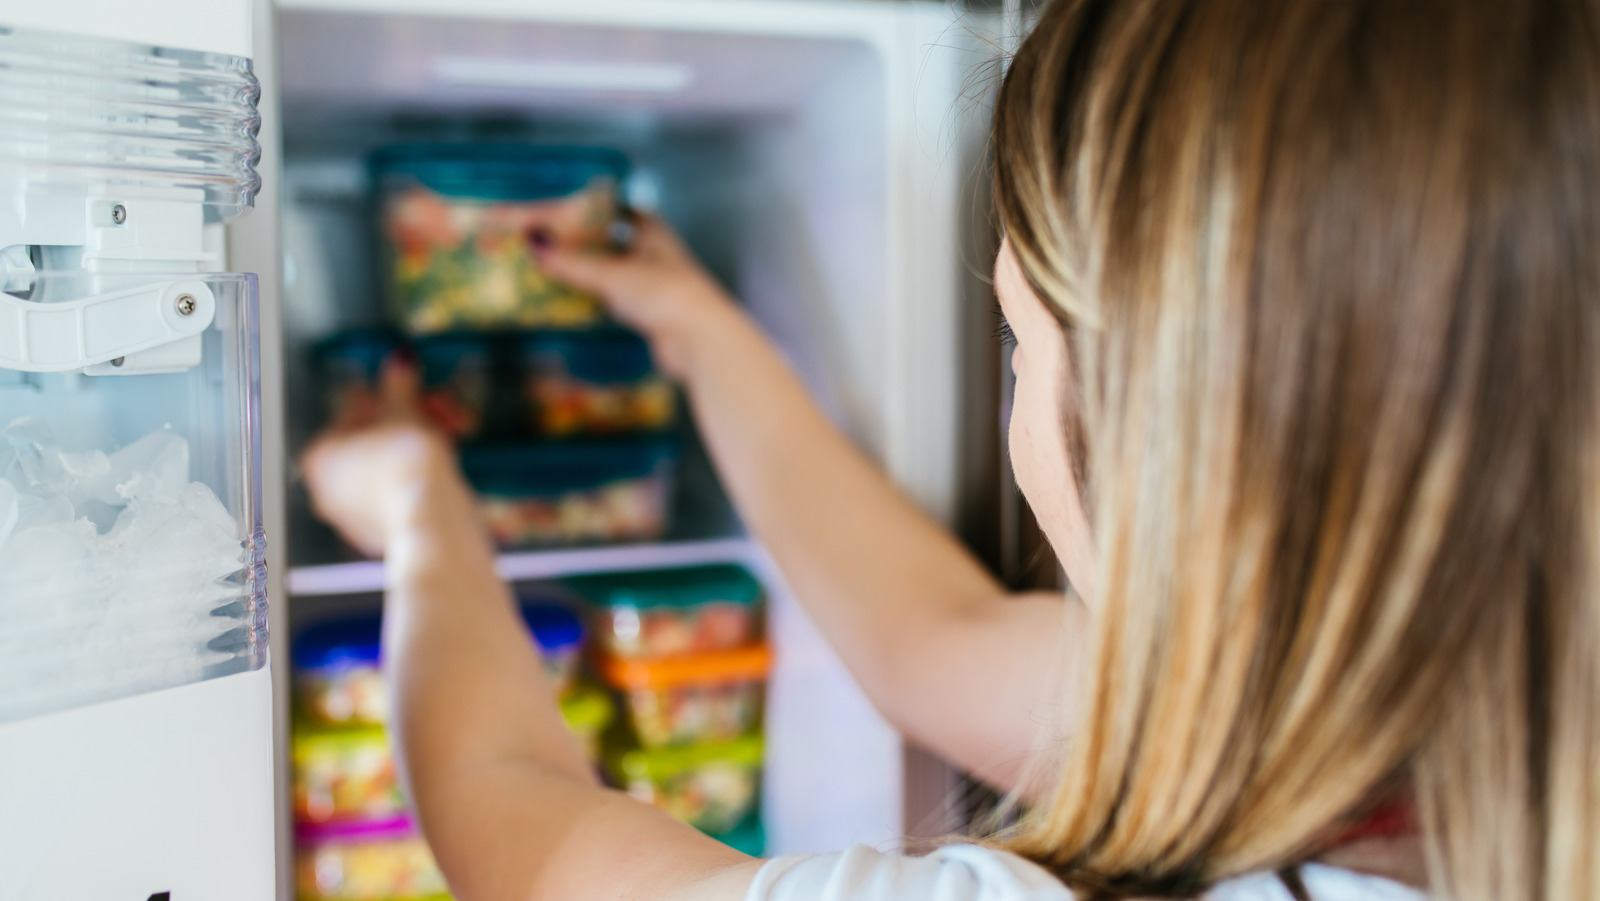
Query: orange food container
596 644 772 748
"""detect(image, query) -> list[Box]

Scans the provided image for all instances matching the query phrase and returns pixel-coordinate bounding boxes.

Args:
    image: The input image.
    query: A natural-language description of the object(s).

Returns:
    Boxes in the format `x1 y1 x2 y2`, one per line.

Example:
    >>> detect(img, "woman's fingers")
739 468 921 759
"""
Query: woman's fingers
379 350 425 421
537 242 627 296
331 383 382 431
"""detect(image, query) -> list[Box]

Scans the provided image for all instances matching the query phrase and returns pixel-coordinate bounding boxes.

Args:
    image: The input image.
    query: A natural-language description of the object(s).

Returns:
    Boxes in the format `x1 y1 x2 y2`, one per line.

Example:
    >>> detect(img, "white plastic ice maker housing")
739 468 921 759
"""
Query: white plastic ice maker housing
0 3 276 900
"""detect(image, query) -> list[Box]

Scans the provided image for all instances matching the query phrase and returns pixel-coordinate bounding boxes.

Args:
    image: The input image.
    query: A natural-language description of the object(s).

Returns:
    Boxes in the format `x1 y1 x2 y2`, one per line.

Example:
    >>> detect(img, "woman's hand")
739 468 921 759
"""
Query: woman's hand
536 213 738 380
300 356 467 558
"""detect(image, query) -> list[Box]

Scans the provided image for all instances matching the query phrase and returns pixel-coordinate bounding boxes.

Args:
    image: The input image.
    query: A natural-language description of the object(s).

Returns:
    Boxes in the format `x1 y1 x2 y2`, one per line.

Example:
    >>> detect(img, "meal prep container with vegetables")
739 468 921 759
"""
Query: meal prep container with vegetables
596 644 772 748
518 329 675 437
375 144 627 334
604 735 765 835
461 439 678 548
295 816 449 901
568 565 765 660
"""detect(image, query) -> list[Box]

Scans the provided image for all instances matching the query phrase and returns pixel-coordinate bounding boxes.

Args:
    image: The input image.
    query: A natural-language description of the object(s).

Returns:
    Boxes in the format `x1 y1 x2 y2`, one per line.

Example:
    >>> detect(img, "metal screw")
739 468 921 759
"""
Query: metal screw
111 356 125 368
174 294 197 316
111 204 127 226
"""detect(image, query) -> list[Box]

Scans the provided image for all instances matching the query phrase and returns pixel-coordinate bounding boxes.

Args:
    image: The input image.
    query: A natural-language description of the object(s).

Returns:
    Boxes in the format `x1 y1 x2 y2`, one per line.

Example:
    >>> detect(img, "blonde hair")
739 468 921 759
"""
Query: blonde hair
991 2 1600 899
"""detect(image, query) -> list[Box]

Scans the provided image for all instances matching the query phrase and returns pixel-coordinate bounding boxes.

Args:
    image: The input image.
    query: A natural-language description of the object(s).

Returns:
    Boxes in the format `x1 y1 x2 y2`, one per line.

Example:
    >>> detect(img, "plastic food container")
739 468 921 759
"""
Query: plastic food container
417 333 494 440
315 329 402 425
605 735 764 835
597 644 772 748
375 144 627 334
519 330 675 437
568 565 764 660
292 724 405 825
560 684 614 763
296 617 388 728
461 439 678 548
297 609 588 720
519 600 585 691
296 816 448 901
710 816 766 857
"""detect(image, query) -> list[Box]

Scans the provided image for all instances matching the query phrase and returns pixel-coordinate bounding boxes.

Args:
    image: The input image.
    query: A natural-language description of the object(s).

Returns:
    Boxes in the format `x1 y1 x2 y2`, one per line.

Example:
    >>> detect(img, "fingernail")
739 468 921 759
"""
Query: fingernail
608 218 636 251
527 227 554 252
391 344 418 368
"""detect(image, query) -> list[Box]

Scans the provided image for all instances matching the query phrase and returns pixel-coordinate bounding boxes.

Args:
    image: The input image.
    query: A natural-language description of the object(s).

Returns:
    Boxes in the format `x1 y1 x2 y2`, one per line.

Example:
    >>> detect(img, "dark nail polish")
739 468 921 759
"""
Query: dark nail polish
391 344 418 367
527 227 554 251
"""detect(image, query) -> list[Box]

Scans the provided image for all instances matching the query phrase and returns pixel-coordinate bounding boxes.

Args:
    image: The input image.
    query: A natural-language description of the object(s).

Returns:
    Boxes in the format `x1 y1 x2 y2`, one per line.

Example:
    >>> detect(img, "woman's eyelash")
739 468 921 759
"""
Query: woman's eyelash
994 316 1017 346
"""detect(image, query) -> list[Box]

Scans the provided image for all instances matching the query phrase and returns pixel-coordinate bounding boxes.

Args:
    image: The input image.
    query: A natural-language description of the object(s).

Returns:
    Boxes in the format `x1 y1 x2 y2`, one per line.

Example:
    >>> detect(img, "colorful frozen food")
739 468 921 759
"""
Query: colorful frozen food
293 725 406 825
605 735 764 835
375 145 628 334
568 565 764 660
296 817 448 901
597 644 772 748
519 330 675 436
461 440 678 548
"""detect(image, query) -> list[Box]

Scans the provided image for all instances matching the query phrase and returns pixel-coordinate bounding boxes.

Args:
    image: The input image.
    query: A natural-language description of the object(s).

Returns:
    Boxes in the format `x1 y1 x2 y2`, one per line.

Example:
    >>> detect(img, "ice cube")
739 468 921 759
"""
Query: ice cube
0 478 16 554
105 430 190 503
0 518 101 629
12 492 74 532
0 425 254 724
4 417 112 499
180 481 241 540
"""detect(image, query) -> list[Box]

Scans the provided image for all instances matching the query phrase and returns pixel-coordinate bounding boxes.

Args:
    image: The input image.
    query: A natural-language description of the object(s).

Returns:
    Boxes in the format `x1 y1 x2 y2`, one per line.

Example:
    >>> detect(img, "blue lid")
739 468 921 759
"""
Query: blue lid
415 333 492 382
372 144 630 203
294 615 383 671
314 329 403 379
519 601 585 653
294 606 584 670
461 438 678 495
520 328 657 383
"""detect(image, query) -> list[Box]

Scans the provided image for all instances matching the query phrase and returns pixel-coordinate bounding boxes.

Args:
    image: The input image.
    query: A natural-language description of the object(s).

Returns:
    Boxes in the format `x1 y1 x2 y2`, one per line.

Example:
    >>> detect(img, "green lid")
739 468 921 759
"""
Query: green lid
560 685 614 736
290 722 390 758
605 734 764 783
565 564 763 610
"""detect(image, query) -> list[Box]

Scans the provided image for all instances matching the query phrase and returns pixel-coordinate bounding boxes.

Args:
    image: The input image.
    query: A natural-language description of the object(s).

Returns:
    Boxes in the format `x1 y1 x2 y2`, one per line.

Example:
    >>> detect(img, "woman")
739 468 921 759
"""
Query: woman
302 0 1600 898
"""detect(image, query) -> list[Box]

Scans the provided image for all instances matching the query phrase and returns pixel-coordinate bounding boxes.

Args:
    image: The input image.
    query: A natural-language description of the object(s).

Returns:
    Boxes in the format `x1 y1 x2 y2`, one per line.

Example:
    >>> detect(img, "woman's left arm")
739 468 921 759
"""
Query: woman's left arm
301 365 762 901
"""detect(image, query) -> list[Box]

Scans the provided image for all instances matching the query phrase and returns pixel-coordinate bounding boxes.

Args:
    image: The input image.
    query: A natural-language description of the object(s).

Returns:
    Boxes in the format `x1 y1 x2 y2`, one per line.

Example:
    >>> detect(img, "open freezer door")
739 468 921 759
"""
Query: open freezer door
0 4 277 899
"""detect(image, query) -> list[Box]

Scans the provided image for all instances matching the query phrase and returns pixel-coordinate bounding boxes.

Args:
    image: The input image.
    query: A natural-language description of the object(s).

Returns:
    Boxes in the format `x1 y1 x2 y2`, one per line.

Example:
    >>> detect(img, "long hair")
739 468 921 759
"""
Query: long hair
991 2 1600 898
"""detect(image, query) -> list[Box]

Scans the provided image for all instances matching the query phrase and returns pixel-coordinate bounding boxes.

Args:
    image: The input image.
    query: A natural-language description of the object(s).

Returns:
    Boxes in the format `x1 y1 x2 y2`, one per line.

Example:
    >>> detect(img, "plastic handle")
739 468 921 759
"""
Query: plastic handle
0 280 216 372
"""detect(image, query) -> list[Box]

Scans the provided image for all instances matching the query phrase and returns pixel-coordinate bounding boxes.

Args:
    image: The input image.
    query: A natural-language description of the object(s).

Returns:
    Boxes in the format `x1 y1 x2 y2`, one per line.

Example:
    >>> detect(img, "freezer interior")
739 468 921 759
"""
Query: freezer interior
275 5 917 858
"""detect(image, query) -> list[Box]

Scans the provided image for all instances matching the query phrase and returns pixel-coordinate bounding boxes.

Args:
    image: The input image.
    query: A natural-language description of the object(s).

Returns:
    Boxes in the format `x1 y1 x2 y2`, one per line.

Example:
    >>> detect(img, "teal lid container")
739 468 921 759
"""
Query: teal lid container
567 565 766 659
519 328 657 384
460 438 679 496
371 144 629 202
566 565 763 610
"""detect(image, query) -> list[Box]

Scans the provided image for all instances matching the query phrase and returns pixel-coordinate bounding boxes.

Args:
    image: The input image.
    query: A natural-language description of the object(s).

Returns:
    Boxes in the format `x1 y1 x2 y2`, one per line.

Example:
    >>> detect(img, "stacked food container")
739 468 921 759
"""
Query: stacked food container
568 565 771 854
295 142 766 881
316 144 680 550
291 604 609 901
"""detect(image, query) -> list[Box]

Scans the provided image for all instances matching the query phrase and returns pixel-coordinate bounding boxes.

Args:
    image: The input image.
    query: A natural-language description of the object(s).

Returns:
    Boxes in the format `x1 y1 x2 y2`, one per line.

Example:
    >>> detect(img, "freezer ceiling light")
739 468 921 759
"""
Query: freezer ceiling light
432 57 694 93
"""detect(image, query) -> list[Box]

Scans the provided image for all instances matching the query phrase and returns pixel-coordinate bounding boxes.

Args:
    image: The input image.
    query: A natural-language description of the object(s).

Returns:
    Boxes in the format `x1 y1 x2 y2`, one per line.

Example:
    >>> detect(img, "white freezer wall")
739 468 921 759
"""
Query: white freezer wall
235 0 990 873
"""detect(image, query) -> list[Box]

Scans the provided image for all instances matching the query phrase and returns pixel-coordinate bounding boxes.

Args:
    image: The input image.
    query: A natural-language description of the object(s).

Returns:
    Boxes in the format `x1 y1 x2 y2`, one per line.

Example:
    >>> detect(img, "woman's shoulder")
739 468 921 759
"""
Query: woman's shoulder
745 845 1429 901
747 843 1071 901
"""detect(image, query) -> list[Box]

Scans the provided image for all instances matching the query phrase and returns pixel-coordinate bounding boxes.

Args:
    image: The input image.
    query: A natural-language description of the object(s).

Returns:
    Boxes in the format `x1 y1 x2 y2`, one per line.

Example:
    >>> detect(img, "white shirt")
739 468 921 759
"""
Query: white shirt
747 844 1428 901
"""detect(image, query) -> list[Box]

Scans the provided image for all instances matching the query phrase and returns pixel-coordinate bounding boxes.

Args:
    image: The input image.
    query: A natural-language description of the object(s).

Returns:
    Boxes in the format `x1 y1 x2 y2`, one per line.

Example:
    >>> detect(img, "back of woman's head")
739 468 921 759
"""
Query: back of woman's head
991 2 1600 898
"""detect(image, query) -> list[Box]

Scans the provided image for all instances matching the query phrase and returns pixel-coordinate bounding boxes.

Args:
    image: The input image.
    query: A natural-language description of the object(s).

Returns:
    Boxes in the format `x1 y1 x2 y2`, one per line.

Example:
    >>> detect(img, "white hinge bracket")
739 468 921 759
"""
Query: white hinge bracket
0 280 216 375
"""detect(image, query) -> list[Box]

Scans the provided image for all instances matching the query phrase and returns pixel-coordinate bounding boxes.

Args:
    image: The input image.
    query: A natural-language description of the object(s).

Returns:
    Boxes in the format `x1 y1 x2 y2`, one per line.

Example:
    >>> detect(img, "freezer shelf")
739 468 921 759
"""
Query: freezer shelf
286 536 758 597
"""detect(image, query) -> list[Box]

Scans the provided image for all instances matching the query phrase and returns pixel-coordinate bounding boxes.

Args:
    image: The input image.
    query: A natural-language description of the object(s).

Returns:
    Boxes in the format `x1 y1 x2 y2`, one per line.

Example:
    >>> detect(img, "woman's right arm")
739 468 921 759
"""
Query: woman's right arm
541 219 1083 791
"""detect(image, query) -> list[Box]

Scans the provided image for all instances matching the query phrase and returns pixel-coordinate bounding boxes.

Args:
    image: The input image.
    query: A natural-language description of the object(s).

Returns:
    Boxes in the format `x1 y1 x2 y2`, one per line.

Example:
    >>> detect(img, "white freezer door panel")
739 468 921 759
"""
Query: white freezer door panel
0 667 277 901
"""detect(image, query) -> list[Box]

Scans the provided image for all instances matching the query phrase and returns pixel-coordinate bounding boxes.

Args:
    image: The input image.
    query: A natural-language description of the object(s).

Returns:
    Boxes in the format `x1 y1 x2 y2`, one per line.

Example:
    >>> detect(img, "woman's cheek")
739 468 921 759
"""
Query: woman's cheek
1008 362 1097 603
1008 375 1050 520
